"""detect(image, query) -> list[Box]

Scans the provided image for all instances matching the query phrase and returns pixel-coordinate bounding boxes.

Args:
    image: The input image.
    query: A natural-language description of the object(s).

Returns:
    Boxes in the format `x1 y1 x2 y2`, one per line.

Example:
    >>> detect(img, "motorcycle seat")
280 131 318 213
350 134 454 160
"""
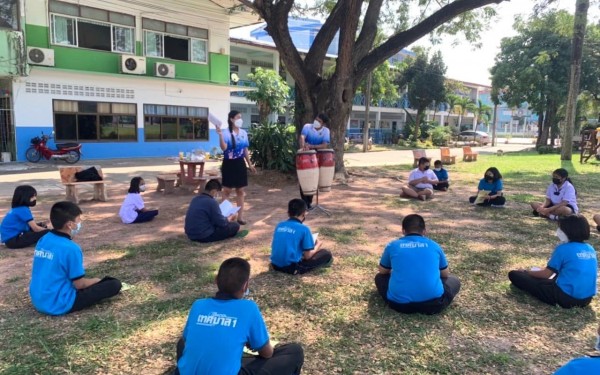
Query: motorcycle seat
56 143 79 149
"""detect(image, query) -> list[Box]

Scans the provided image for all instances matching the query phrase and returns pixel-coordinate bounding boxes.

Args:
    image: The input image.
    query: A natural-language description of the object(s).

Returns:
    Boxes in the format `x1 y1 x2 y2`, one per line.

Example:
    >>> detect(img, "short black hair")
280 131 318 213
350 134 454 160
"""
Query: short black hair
418 157 430 166
288 198 307 217
11 185 37 208
50 201 82 230
402 214 426 234
204 179 222 192
434 160 442 167
216 257 250 295
128 177 143 194
316 113 330 124
559 215 590 243
484 167 502 181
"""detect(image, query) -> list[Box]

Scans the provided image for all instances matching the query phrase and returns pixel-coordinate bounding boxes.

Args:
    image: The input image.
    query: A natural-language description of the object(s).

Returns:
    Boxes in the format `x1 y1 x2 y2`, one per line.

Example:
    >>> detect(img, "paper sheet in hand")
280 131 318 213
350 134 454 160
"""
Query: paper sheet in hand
474 190 491 205
312 232 319 243
208 113 222 127
220 200 240 217
243 340 279 357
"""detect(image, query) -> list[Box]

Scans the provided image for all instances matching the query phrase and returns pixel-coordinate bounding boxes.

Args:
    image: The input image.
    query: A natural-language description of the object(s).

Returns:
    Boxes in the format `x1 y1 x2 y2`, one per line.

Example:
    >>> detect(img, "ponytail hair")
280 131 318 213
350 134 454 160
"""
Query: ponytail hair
553 168 577 195
227 110 240 149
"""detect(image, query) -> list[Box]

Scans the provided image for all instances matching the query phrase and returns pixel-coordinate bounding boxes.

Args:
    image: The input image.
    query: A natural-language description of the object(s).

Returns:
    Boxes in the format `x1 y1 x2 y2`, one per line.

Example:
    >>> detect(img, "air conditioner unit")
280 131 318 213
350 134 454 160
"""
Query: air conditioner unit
155 62 175 78
120 55 146 75
27 47 55 67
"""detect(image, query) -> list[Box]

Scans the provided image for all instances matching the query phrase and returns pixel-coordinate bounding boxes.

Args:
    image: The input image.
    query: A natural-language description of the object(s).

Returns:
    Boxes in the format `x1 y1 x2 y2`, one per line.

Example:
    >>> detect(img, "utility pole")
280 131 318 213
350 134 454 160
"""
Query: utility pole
363 72 372 152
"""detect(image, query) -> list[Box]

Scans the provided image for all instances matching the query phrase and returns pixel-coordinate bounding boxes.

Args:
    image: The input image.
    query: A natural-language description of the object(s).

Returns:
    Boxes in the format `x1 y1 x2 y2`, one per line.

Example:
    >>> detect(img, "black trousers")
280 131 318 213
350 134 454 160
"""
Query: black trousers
69 276 122 313
299 185 313 208
194 222 240 243
469 195 506 206
375 273 461 315
5 229 50 249
508 270 592 308
175 338 304 375
132 210 159 223
433 182 449 191
271 249 333 275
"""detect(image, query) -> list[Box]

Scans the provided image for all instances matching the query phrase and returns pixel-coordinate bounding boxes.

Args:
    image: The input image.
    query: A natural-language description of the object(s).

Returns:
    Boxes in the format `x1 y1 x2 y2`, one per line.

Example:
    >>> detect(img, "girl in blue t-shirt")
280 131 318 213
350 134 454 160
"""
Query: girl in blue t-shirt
216 110 256 225
468 167 505 206
508 215 597 308
0 185 51 249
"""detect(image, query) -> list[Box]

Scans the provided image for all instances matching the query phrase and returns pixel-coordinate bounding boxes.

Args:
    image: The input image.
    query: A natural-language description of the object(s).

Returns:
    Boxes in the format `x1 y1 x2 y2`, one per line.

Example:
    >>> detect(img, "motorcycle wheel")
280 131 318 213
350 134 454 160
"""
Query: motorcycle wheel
65 150 81 164
25 147 42 162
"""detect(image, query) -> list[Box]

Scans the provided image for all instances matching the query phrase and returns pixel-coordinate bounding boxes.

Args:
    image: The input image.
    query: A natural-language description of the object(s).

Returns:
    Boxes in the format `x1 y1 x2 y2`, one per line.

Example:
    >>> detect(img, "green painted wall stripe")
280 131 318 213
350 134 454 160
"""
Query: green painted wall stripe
23 24 229 85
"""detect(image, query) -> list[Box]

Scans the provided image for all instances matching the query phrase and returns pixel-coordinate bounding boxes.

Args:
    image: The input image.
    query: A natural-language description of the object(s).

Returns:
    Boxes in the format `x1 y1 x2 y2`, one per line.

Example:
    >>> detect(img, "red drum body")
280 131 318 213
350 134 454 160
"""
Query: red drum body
317 149 335 192
296 150 319 196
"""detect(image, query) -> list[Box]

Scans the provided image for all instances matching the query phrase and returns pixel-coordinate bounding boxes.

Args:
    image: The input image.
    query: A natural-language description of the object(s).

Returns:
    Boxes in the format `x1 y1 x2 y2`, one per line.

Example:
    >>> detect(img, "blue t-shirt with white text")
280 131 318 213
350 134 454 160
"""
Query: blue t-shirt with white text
222 128 249 160
1 206 33 242
178 297 270 375
547 242 597 299
270 218 315 267
379 234 448 303
29 231 85 315
554 357 600 374
301 124 330 146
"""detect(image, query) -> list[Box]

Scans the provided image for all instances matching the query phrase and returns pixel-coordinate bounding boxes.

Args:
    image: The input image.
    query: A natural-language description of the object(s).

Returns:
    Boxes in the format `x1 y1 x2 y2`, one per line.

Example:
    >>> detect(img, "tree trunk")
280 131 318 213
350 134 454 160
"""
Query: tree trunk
562 0 589 160
541 99 558 147
414 110 422 140
536 110 545 148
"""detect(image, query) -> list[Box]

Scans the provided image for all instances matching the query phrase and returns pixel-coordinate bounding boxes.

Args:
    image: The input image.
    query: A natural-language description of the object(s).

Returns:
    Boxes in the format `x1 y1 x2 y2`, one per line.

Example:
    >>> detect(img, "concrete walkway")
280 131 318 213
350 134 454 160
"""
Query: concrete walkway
0 141 533 199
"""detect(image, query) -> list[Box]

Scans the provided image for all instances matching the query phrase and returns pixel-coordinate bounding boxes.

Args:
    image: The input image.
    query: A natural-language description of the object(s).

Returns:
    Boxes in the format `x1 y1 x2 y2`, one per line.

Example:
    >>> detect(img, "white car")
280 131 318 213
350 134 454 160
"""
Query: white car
458 131 490 145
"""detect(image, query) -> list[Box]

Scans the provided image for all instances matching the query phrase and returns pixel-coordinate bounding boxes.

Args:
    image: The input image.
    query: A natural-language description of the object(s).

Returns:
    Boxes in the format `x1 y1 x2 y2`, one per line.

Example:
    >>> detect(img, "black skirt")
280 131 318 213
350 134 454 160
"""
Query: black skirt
221 158 248 188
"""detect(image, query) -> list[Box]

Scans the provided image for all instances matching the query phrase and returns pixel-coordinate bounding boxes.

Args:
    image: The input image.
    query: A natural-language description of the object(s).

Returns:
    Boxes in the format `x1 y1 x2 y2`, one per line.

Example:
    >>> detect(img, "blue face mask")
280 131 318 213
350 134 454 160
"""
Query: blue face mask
71 222 82 236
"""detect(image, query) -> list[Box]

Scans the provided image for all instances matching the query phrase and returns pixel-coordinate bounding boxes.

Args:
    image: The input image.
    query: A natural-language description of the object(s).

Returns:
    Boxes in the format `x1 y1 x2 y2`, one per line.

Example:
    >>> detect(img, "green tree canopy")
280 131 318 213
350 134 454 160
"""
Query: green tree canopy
245 67 290 123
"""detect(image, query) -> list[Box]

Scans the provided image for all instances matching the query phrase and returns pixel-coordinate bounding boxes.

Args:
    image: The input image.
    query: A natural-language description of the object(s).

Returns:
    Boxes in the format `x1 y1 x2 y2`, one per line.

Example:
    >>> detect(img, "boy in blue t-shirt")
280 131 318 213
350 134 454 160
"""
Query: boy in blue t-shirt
432 160 449 191
508 215 597 308
176 258 304 375
29 201 121 315
375 214 461 314
270 199 333 275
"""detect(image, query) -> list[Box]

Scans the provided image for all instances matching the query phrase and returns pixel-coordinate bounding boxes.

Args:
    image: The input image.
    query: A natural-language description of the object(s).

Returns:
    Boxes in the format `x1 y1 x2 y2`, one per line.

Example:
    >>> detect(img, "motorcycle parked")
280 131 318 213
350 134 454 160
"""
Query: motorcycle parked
25 132 82 164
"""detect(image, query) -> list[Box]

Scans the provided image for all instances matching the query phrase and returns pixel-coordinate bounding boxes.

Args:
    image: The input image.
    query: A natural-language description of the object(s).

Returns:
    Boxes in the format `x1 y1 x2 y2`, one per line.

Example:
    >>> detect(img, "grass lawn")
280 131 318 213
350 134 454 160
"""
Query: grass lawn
1 152 600 374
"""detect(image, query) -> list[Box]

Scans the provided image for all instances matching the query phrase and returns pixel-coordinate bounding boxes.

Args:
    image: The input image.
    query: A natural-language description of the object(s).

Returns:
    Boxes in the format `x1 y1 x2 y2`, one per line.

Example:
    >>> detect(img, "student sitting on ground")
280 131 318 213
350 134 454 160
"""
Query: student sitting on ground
468 167 506 207
184 179 242 243
375 214 461 315
432 160 449 191
553 323 600 374
1 185 50 249
401 157 439 201
270 199 333 275
531 168 578 220
508 215 597 308
119 177 159 224
175 257 304 375
29 201 122 315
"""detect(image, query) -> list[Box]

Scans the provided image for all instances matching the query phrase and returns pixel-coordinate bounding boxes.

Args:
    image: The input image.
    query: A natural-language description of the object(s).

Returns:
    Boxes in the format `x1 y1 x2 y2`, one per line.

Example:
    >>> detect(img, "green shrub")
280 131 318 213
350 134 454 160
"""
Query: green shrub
430 126 451 146
536 145 561 154
249 122 297 172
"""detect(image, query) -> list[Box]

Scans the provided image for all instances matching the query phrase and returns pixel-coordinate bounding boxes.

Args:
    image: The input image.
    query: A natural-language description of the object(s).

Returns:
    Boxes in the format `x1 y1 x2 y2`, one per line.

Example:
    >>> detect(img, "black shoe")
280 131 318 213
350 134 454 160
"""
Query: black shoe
532 210 539 217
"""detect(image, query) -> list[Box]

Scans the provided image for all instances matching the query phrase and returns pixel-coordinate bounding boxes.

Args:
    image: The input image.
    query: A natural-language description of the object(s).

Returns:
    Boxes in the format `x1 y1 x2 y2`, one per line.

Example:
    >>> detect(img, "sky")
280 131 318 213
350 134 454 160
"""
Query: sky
417 0 600 86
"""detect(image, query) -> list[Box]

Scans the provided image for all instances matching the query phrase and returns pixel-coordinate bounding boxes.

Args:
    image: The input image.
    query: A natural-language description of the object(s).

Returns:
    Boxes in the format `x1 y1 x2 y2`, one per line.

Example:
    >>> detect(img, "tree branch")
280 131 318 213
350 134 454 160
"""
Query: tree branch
305 0 345 73
335 0 363 93
355 0 507 84
354 0 384 63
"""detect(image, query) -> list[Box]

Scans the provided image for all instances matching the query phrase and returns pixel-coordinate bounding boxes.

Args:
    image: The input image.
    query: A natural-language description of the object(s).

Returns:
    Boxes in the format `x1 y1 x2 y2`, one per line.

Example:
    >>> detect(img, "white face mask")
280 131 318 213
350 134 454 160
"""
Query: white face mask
434 168 441 172
234 118 243 128
139 184 146 192
313 120 322 129
556 228 569 243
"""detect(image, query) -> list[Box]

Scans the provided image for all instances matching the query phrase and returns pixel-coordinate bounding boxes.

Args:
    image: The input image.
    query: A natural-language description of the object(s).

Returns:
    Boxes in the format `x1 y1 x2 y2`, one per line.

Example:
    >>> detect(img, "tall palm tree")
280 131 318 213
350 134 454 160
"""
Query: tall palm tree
456 96 476 130
473 99 493 131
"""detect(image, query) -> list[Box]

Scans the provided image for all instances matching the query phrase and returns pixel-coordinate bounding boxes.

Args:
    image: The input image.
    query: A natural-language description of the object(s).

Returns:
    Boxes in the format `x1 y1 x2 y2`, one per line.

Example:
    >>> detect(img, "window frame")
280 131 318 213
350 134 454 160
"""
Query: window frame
142 19 209 64
0 0 21 31
53 99 138 142
143 104 209 142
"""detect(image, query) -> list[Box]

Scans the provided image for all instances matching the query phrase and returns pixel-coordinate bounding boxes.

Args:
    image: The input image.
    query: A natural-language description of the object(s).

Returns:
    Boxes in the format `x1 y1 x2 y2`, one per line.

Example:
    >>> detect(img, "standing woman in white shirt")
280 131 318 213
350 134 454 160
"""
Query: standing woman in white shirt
531 168 578 220
216 111 256 225
119 177 159 224
401 157 439 201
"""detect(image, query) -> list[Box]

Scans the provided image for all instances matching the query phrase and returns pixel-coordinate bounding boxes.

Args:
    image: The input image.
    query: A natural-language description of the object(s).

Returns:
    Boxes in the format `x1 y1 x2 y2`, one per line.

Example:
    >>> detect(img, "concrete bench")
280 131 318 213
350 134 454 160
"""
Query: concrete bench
156 174 178 195
462 146 478 162
58 166 107 204
412 149 432 168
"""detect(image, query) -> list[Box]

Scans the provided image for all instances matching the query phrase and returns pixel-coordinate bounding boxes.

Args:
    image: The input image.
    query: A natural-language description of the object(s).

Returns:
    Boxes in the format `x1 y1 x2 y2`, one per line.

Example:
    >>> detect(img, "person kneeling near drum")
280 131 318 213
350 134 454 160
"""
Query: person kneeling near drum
401 157 439 201
270 199 333 275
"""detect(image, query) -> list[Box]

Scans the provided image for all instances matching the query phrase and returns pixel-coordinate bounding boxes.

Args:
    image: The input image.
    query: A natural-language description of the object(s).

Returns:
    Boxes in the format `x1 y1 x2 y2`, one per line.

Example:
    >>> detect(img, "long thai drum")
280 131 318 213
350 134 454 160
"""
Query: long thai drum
317 149 335 192
296 150 319 196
